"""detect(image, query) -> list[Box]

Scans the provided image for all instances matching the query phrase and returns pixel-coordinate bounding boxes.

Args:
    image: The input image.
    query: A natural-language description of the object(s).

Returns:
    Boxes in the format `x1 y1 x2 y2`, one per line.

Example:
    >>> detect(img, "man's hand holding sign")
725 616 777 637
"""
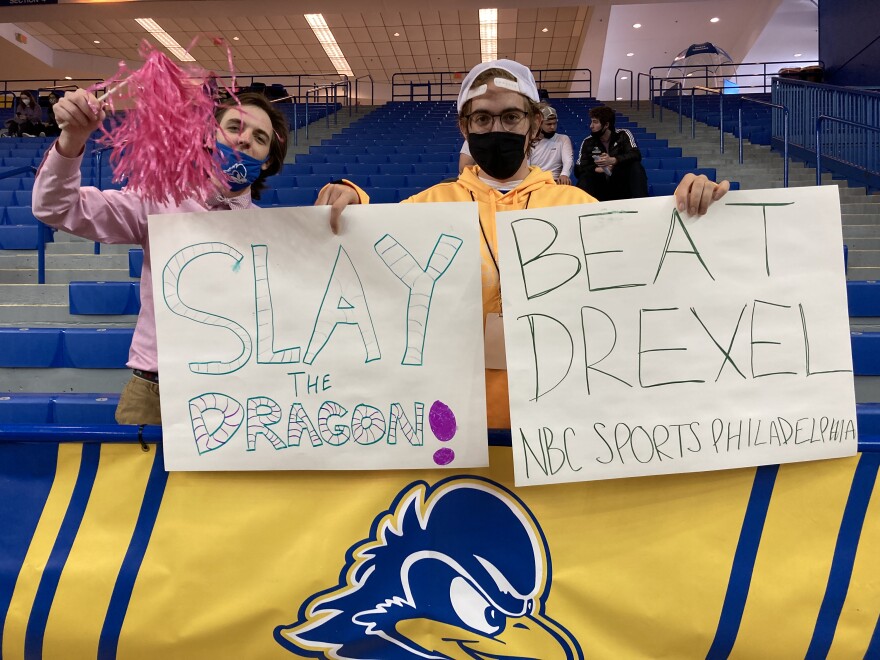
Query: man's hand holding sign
496 187 856 486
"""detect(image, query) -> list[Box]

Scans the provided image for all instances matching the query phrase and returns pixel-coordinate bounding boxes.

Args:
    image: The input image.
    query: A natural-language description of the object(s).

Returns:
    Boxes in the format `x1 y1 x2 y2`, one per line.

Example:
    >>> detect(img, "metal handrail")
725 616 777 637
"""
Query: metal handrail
304 84 343 139
354 75 374 109
636 73 650 111
738 97 789 187
391 67 593 101
0 423 878 452
0 424 163 444
649 59 823 97
815 116 880 186
615 69 633 107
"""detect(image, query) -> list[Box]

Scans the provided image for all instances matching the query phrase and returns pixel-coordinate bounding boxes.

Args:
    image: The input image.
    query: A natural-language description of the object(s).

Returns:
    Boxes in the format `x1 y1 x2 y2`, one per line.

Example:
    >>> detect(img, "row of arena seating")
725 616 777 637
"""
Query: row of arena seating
655 92 774 144
0 97 873 428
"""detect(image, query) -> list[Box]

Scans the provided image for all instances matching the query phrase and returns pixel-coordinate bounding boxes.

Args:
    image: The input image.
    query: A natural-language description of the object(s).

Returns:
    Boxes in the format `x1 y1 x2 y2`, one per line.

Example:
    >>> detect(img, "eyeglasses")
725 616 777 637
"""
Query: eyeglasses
464 109 529 133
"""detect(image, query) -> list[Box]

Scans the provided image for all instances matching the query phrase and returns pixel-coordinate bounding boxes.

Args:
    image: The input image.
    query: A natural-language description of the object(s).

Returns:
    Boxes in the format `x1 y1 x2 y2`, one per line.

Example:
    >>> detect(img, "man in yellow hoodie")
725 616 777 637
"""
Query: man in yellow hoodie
317 59 729 429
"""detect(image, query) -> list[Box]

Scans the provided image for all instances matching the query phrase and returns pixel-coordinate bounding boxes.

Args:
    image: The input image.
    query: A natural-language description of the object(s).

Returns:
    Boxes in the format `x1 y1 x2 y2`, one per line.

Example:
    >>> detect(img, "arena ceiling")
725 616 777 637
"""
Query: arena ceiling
0 0 818 101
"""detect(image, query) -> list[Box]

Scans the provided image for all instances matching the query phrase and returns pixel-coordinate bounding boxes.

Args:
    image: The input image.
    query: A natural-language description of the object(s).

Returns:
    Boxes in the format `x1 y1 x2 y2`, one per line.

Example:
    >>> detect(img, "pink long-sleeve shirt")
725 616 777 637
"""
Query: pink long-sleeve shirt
32 144 253 373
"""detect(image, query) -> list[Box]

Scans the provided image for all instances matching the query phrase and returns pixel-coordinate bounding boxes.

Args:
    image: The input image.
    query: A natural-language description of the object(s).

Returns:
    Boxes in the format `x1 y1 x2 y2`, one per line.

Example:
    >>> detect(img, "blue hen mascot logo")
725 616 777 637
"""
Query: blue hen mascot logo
275 476 584 659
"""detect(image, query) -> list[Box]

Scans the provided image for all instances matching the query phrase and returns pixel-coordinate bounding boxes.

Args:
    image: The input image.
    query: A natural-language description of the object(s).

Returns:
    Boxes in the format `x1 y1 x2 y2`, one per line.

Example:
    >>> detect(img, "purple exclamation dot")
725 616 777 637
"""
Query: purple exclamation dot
429 400 457 465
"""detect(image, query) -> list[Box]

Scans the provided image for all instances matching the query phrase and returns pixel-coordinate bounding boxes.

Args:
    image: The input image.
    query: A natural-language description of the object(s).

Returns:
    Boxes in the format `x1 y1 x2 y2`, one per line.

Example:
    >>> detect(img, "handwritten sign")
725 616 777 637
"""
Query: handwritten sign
496 187 857 486
150 203 487 471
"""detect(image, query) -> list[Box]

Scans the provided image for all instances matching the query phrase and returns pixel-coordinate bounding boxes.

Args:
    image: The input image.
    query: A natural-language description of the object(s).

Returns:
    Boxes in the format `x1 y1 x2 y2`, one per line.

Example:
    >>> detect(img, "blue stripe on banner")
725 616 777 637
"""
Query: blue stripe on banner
23 442 100 660
0 443 59 652
805 452 880 660
706 464 779 660
97 446 168 660
867 613 880 658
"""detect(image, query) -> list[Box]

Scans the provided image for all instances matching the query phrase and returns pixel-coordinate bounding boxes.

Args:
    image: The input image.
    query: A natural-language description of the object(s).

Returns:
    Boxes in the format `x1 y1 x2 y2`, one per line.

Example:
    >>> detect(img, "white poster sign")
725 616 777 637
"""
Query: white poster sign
496 187 857 486
150 203 487 471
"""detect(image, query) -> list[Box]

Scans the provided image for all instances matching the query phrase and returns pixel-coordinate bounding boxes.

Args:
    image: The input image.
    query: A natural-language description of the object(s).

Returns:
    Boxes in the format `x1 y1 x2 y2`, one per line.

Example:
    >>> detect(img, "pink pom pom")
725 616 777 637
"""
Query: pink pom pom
94 40 228 206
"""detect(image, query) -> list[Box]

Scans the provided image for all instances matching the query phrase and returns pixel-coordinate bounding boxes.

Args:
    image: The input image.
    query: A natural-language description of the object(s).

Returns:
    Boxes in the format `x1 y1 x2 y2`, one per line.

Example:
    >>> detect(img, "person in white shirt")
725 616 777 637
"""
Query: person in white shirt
527 105 573 184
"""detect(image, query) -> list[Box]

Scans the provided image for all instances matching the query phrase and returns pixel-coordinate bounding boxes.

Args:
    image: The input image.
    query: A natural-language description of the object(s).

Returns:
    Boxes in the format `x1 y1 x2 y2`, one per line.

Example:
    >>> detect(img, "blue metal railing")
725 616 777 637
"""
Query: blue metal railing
391 68 593 101
773 78 880 154
0 164 52 284
815 116 880 186
739 97 789 187
0 424 877 452
615 69 633 106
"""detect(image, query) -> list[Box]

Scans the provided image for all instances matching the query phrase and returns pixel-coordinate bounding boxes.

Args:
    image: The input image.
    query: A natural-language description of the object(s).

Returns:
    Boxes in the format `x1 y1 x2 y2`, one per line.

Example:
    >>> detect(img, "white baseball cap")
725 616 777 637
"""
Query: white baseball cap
457 59 540 112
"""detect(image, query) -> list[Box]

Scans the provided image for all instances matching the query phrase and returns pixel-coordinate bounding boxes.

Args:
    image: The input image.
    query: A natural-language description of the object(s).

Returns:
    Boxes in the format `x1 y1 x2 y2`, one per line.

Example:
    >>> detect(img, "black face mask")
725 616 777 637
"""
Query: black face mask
541 130 556 139
591 125 607 140
467 131 528 180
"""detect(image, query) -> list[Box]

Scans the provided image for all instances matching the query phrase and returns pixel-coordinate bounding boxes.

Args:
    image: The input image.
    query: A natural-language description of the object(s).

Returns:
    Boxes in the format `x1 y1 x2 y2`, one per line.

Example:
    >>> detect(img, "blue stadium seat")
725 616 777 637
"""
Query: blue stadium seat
4 206 39 226
0 179 21 191
0 328 63 367
0 225 42 249
62 328 133 368
368 174 408 188
650 183 678 197
0 394 53 424
378 163 414 175
309 164 340 177
641 158 661 170
355 154 390 165
847 281 880 317
0 191 13 207
852 332 880 375
344 163 379 177
419 153 455 163
367 189 399 204
270 175 296 188
12 189 33 207
645 170 677 184
52 394 120 424
69 282 141 316
407 174 446 188
129 248 143 278
294 174 334 188
256 190 278 206
277 188 319 206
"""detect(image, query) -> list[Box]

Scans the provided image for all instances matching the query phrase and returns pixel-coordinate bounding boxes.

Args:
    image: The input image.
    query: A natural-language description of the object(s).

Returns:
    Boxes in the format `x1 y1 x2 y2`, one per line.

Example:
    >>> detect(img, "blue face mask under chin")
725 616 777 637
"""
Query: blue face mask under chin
215 141 268 192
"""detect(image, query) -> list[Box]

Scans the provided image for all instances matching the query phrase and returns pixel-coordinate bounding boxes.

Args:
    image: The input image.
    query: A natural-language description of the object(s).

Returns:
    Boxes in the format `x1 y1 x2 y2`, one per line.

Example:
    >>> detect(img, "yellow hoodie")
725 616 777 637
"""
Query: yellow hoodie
341 166 597 428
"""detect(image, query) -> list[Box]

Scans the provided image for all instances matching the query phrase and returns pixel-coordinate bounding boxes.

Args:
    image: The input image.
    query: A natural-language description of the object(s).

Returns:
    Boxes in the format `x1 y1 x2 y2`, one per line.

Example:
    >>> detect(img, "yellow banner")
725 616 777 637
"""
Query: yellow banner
1 441 878 658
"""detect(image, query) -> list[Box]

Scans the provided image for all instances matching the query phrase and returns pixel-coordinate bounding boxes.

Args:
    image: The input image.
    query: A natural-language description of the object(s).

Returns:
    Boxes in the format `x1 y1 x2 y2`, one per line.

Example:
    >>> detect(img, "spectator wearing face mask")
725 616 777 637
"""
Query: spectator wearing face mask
314 60 730 429
41 92 62 137
528 105 573 185
4 90 43 137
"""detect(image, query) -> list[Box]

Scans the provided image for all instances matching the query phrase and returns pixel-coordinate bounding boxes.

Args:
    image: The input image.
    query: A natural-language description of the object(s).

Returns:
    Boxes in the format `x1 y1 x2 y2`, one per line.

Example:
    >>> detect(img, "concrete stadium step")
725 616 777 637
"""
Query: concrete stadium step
0 268 131 284
0 284 68 304
0 253 130 270
0 304 135 326
44 243 135 255
844 226 880 238
846 251 880 268
0 367 130 394
848 267 880 280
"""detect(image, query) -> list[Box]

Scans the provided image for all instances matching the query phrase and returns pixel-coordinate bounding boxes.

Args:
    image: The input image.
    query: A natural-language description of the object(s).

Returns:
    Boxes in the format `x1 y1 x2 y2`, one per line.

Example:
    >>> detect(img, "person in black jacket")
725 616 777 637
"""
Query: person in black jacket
574 105 648 201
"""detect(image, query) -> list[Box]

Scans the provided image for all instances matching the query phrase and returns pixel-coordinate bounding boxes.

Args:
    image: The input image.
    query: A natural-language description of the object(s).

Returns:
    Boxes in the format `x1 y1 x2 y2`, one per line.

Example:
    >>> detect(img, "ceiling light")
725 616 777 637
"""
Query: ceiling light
616 97 623 100
794 53 802 57
626 52 634 57
393 32 400 37
64 76 72 80
621 76 628 80
305 14 354 76
633 23 642 28
479 8 498 63
542 27 548 33
93 40 101 44
233 36 240 41
135 18 195 61
710 17 720 23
